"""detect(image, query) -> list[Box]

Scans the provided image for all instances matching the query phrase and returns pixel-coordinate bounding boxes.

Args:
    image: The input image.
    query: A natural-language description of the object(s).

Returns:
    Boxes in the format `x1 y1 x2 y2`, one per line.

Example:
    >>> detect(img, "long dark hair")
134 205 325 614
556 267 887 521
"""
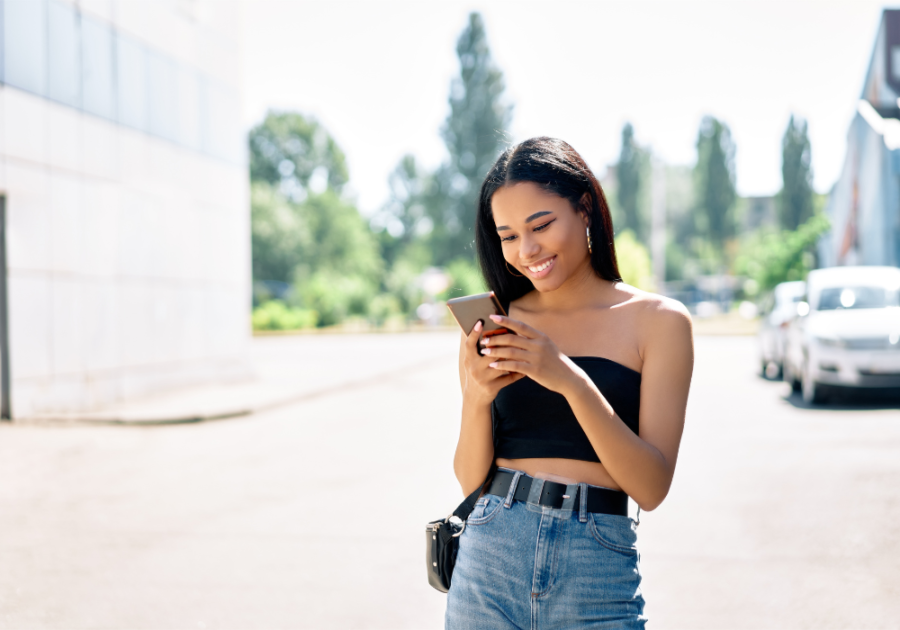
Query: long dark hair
475 137 621 307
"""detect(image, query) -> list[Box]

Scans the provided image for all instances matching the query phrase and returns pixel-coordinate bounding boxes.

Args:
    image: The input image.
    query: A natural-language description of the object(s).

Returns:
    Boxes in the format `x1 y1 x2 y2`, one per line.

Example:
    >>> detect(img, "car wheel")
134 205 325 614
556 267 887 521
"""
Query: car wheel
802 361 827 405
784 361 801 392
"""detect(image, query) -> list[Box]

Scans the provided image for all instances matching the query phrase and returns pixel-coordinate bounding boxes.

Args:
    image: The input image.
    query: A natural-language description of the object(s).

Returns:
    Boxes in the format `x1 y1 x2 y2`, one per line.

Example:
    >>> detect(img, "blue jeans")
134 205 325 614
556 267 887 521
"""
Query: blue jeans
446 469 646 629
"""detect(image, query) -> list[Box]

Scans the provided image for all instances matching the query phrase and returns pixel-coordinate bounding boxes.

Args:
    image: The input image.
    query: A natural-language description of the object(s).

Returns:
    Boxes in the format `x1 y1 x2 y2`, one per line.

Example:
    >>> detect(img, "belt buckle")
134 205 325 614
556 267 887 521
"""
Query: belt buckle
526 477 579 512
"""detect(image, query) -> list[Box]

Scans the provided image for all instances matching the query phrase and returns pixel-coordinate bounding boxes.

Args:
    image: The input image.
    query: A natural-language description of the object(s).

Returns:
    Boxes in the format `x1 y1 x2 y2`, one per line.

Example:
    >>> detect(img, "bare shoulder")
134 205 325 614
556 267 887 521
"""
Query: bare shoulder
615 284 693 349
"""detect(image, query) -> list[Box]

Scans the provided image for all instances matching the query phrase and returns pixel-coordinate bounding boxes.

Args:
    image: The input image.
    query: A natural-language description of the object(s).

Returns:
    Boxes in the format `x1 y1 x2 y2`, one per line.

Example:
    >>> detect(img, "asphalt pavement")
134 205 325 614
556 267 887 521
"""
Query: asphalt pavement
1 332 898 629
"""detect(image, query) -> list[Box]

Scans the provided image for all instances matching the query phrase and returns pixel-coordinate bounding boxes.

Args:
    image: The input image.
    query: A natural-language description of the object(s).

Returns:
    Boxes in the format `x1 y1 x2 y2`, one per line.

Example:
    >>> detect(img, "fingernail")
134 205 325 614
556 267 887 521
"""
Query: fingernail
489 314 501 322
489 361 499 368
474 320 483 331
481 348 491 355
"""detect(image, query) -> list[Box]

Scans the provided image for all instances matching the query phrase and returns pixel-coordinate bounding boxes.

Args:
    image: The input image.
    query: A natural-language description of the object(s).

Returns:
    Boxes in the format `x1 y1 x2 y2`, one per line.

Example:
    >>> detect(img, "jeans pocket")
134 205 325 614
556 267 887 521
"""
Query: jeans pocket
466 494 504 525
588 513 638 555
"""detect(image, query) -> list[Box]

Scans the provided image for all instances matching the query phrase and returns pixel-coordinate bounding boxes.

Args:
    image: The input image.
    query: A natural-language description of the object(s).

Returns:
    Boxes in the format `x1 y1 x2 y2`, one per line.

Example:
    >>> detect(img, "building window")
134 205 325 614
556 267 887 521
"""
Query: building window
47 0 81 108
3 0 48 96
81 16 115 120
116 34 148 132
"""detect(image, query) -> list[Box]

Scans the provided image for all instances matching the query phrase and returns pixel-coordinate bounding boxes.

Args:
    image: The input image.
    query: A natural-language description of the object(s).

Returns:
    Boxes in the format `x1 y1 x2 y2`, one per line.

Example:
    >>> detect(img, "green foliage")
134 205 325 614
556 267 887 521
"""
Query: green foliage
251 183 382 291
614 230 655 291
439 258 488 301
615 123 651 244
778 115 814 230
251 182 314 284
252 300 318 331
296 270 377 327
371 154 436 267
694 116 737 257
249 111 349 197
734 214 830 292
429 12 513 263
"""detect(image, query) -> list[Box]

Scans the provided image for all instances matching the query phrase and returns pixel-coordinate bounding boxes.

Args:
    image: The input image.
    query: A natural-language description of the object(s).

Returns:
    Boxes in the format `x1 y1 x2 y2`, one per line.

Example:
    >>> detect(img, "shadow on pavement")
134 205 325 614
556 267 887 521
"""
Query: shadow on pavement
781 387 900 411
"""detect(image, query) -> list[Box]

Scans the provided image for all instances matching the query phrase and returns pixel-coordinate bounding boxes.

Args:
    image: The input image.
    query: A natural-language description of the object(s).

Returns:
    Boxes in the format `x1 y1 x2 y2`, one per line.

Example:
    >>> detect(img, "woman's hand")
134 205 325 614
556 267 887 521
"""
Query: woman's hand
462 320 525 406
480 314 587 395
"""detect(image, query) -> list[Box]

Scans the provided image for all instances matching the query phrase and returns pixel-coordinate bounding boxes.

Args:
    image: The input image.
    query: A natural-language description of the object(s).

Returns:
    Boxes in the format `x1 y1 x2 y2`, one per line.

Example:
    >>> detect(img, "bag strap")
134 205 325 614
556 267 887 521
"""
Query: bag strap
452 462 497 521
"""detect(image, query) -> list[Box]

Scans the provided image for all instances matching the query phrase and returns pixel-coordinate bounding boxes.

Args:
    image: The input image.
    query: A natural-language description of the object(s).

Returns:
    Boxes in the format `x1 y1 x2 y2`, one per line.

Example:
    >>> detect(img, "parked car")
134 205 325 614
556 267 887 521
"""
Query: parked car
783 266 900 404
757 281 807 378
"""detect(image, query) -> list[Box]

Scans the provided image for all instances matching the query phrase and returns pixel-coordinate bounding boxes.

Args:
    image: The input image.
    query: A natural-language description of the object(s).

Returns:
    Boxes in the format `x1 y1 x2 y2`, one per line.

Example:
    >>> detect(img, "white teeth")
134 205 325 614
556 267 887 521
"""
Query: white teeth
528 258 554 273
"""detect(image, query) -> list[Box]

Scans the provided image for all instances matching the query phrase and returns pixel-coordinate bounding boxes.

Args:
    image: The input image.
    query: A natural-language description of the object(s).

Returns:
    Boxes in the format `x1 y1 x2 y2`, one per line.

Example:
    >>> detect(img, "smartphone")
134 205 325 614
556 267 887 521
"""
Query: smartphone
446 291 511 342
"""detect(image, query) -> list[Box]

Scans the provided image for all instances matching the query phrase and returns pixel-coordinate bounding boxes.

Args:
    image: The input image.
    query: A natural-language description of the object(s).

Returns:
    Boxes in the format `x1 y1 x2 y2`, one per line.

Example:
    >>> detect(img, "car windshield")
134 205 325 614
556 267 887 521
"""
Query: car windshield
817 286 899 310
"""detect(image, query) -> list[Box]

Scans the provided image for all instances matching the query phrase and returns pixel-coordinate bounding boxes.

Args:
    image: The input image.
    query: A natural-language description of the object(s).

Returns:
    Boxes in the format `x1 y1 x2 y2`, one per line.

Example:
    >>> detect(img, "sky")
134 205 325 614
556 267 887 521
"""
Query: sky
241 0 889 216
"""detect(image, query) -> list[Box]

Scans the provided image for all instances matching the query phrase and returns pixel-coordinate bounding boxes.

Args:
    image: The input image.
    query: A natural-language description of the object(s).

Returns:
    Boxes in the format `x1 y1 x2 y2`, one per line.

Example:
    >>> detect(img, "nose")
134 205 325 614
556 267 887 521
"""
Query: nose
518 233 541 261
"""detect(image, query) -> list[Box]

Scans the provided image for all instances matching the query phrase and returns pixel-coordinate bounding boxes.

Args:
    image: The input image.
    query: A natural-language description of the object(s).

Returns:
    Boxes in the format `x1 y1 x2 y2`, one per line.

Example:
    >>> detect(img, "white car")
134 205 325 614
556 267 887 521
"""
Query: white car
757 281 806 378
783 266 900 404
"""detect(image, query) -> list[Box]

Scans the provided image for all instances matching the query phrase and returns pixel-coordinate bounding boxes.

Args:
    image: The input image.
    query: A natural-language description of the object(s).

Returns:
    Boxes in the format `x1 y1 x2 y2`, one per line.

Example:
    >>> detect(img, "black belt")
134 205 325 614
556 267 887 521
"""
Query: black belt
487 470 628 516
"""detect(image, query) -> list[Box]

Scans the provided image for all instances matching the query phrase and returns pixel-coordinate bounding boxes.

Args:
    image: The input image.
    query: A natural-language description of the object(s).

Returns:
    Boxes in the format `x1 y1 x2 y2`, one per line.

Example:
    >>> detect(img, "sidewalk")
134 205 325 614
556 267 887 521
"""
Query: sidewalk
21 330 460 425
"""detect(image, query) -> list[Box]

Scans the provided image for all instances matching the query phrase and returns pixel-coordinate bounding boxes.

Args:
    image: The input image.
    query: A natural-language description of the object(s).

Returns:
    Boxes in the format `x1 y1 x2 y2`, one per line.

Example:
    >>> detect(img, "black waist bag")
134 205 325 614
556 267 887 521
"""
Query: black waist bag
426 466 495 593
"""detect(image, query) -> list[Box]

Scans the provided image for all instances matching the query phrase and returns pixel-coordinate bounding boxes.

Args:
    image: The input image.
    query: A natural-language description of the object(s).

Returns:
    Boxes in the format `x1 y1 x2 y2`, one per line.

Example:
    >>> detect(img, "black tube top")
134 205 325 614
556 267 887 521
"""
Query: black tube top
491 356 641 463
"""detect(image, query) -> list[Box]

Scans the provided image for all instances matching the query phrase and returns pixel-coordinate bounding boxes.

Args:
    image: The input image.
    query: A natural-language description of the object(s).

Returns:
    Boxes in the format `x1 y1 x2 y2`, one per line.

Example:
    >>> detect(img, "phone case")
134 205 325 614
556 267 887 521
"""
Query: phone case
446 291 511 342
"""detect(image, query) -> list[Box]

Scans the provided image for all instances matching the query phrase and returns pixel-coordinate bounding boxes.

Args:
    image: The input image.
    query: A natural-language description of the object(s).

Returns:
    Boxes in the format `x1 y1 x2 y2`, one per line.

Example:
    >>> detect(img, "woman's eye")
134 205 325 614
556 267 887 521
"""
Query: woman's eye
500 220 554 242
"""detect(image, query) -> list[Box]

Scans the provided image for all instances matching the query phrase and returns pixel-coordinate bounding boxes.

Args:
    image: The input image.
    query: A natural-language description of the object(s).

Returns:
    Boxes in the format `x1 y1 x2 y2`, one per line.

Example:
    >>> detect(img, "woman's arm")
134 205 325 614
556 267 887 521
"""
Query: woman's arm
561 303 693 510
454 322 524 495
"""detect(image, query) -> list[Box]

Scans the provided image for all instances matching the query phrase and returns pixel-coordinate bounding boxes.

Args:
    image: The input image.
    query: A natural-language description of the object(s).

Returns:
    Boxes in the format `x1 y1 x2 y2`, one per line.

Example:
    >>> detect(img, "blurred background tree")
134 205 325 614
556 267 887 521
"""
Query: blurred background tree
693 116 737 265
734 214 830 292
614 230 655 291
778 115 814 230
250 111 387 329
615 123 651 245
249 111 349 200
429 11 513 264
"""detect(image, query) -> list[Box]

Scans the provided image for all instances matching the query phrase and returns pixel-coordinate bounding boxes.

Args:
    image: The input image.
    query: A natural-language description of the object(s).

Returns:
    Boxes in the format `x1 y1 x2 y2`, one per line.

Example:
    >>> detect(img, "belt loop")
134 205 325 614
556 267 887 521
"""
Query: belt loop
504 471 522 508
578 482 588 523
526 477 545 506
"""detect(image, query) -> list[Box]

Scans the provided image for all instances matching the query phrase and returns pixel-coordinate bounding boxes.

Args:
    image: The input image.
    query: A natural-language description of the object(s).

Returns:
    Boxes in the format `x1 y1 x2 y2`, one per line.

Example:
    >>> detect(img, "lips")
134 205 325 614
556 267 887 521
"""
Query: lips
523 255 556 279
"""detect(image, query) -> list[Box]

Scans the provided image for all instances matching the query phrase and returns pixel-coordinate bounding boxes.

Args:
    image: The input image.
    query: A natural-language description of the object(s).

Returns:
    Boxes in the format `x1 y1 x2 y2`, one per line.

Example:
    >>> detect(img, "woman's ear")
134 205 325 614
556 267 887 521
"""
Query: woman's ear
578 193 591 228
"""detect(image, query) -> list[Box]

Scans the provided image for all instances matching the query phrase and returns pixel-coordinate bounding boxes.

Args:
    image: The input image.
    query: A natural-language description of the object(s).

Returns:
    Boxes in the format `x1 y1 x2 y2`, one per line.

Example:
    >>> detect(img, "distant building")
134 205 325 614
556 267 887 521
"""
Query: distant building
0 0 250 418
821 9 900 268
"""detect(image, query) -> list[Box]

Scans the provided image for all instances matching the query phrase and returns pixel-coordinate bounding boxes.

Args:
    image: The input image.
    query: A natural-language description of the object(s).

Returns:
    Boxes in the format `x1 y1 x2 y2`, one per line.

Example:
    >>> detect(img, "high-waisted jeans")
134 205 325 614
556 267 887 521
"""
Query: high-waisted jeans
445 469 646 629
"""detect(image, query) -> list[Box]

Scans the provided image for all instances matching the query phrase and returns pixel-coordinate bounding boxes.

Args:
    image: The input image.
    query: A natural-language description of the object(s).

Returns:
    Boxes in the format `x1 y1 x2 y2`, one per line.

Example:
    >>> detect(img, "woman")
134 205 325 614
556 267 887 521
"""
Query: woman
447 137 693 629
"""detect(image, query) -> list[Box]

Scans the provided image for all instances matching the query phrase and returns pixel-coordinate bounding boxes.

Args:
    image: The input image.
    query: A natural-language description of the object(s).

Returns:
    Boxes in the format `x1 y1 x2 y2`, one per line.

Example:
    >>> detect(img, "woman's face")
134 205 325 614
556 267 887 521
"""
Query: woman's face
490 181 590 290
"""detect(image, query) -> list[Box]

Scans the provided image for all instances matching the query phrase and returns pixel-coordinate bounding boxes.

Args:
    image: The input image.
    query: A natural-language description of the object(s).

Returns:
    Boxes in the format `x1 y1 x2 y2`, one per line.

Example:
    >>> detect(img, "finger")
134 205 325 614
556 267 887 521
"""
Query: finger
480 346 529 362
488 314 538 339
466 319 483 352
481 333 536 352
488 359 530 375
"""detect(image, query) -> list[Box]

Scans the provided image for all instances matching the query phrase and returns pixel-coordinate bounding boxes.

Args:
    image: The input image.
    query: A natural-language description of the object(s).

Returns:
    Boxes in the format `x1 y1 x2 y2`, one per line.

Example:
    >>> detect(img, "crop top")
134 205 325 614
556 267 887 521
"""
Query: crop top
490 297 641 463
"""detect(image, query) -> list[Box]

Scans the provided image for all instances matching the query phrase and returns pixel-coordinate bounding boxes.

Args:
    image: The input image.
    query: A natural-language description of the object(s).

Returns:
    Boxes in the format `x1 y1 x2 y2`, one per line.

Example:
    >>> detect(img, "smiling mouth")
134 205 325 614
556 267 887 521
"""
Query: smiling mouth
524 255 556 278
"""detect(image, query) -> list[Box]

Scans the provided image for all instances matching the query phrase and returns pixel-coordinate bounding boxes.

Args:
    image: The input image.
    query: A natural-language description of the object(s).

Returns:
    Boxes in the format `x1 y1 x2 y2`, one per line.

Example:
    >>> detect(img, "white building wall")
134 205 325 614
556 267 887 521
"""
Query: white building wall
0 0 251 417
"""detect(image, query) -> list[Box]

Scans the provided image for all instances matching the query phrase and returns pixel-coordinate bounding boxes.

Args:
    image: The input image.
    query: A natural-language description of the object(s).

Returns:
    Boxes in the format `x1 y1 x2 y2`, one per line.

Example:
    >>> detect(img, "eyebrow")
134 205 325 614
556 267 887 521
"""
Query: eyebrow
496 211 552 231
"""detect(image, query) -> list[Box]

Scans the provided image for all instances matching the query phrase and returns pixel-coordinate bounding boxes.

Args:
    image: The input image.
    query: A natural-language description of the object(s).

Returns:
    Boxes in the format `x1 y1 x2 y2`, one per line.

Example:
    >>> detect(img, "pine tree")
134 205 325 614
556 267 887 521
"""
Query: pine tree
778 115 814 230
693 116 737 256
615 123 650 244
431 12 513 263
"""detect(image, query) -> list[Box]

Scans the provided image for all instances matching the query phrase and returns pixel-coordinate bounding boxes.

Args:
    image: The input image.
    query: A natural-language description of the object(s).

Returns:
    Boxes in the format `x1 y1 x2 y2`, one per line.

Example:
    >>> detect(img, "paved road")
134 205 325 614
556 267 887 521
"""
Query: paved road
1 334 898 629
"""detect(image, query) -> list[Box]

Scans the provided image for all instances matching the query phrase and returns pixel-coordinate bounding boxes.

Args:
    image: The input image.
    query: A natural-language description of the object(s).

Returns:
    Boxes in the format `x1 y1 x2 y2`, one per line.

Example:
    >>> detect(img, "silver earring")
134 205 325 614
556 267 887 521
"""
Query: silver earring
586 226 593 254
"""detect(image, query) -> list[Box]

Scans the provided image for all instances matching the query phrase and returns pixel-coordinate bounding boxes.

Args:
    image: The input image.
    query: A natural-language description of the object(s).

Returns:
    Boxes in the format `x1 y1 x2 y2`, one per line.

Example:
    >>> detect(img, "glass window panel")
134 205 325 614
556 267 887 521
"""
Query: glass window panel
147 52 177 142
81 16 114 119
47 0 80 107
115 34 147 131
176 66 201 151
817 286 896 310
3 0 48 96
